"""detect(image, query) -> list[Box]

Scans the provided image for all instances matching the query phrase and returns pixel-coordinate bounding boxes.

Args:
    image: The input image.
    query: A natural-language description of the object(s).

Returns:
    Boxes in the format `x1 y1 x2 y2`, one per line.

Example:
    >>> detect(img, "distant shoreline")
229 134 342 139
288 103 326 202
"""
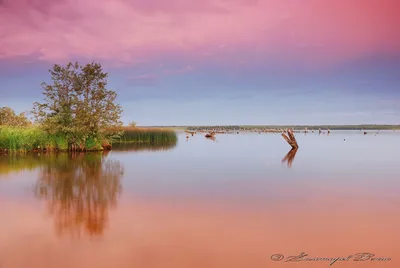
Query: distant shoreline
137 125 400 131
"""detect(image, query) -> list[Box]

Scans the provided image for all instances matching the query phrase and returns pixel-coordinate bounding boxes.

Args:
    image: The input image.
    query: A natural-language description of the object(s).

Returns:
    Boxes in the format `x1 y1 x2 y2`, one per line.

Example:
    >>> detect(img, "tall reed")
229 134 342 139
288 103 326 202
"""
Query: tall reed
114 127 178 144
0 126 69 152
1 126 178 152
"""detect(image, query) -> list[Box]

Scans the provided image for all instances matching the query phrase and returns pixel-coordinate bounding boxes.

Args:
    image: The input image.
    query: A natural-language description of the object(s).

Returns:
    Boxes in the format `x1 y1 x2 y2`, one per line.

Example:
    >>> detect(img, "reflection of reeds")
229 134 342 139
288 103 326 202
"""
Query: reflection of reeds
111 141 177 152
0 152 56 175
282 148 298 168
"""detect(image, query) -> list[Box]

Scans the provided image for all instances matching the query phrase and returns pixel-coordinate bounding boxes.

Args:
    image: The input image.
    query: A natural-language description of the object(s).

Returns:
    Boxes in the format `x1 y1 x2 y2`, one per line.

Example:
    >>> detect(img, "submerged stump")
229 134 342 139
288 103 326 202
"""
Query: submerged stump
205 132 216 138
281 129 299 149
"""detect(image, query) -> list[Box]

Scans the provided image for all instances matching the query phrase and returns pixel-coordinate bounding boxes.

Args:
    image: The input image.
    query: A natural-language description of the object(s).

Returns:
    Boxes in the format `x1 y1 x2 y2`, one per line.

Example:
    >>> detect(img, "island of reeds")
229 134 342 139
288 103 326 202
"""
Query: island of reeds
0 62 177 153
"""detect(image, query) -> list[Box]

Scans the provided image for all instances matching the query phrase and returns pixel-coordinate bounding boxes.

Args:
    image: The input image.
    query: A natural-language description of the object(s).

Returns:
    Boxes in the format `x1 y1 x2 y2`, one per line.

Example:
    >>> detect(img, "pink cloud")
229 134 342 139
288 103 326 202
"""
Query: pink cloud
0 0 399 68
163 65 194 75
127 74 158 86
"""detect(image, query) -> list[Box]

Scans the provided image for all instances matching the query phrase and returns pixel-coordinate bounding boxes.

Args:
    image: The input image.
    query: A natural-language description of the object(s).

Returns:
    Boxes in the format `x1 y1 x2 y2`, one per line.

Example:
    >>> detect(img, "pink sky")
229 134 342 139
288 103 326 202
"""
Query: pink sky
1 0 400 125
1 0 399 68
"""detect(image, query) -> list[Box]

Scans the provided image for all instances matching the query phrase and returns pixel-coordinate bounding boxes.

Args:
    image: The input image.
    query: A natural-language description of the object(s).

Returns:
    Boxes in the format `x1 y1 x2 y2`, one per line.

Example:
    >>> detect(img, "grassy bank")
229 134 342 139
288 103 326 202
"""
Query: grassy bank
0 126 106 152
113 127 178 144
0 126 68 152
0 126 178 152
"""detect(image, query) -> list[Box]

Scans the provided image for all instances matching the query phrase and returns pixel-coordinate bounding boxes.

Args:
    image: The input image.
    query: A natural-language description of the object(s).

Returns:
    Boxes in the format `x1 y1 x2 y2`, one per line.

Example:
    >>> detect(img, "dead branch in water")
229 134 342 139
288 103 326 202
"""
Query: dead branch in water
205 132 216 138
282 148 298 168
281 129 299 149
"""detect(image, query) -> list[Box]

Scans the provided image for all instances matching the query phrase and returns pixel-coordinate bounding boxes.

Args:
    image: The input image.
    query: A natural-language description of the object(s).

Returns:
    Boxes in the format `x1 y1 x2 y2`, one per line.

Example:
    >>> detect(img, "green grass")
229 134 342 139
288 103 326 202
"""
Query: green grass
0 126 65 152
113 127 178 144
0 126 178 152
0 126 101 152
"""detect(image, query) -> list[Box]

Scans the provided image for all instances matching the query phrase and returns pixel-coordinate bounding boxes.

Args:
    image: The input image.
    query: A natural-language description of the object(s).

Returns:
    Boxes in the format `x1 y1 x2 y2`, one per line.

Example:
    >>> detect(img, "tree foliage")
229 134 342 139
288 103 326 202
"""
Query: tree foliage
0 107 31 127
33 62 123 149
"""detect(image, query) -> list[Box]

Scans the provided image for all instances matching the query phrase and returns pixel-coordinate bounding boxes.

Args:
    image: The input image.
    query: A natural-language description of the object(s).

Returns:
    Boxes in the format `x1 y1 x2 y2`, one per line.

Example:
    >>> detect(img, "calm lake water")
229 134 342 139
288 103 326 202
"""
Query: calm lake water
1 131 400 267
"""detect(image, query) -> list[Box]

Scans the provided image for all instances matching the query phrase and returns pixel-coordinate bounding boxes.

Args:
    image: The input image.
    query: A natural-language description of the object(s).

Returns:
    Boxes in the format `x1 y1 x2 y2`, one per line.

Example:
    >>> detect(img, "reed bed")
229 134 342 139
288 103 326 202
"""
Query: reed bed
114 127 178 144
0 126 105 152
0 126 68 152
0 126 177 152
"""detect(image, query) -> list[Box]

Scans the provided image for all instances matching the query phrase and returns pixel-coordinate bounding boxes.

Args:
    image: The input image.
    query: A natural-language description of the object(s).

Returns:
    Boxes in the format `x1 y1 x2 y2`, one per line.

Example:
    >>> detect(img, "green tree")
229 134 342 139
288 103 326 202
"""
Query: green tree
33 62 123 150
0 107 31 127
129 121 137 127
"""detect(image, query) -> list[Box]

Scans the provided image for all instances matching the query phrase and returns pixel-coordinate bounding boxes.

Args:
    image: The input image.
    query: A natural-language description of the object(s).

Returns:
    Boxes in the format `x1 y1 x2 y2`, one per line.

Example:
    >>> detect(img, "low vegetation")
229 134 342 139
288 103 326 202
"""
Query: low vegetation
114 127 178 144
0 125 178 153
0 126 66 152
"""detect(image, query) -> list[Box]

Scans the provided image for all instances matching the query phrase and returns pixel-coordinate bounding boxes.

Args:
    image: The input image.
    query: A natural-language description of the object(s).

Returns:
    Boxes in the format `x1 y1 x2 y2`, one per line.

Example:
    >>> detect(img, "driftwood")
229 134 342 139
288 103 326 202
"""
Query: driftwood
205 132 216 138
185 131 196 136
281 129 299 149
282 148 298 168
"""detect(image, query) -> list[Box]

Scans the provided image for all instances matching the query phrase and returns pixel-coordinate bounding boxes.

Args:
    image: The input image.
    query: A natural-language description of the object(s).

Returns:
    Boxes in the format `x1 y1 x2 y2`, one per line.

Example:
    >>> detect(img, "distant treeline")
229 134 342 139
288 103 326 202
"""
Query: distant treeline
176 125 400 131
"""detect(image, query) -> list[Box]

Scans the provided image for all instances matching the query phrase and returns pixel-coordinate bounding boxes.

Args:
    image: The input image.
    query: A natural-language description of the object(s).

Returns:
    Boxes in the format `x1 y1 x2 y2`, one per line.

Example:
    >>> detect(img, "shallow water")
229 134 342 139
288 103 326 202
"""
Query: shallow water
1 131 399 267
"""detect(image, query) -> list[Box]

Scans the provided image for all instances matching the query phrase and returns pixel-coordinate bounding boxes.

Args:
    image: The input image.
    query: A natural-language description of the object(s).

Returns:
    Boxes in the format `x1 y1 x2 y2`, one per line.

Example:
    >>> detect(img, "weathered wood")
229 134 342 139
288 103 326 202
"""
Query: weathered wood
205 132 216 138
281 129 299 149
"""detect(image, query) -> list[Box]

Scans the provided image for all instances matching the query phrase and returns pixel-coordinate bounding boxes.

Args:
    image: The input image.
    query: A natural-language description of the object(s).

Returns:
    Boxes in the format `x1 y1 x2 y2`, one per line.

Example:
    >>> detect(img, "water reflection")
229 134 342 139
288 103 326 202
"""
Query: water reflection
281 148 298 168
111 141 177 152
206 136 216 142
0 153 44 175
34 152 124 237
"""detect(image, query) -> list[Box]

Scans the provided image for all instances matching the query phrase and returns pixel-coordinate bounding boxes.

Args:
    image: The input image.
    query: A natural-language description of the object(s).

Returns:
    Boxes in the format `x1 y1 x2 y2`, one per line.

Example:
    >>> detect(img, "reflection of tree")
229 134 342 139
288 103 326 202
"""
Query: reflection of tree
282 148 298 168
34 152 123 237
